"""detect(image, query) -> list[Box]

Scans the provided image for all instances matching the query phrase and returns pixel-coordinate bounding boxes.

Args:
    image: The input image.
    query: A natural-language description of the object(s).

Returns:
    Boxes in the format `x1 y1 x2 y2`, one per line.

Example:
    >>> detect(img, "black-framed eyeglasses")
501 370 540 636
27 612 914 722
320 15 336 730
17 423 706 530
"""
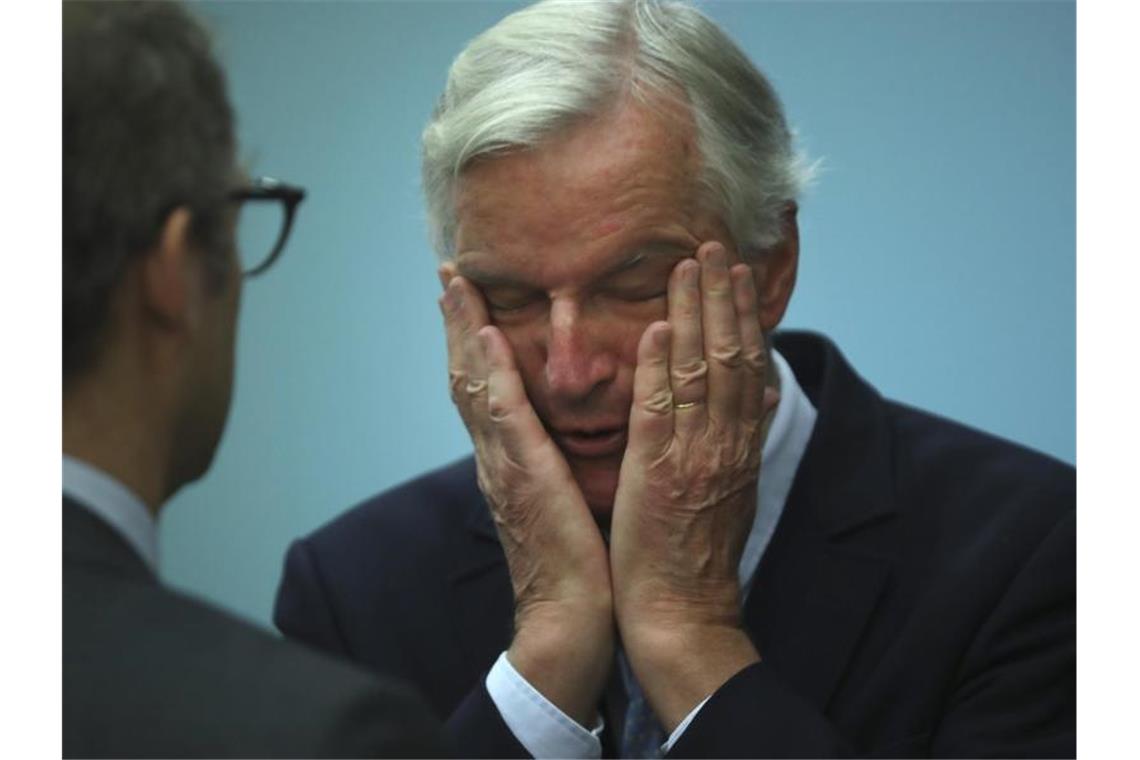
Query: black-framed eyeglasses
228 176 306 278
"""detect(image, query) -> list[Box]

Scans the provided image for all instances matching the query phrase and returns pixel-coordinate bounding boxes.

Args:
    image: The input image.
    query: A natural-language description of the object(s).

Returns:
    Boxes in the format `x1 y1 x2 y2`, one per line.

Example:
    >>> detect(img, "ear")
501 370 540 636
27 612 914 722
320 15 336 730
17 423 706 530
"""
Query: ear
750 202 799 331
141 207 204 331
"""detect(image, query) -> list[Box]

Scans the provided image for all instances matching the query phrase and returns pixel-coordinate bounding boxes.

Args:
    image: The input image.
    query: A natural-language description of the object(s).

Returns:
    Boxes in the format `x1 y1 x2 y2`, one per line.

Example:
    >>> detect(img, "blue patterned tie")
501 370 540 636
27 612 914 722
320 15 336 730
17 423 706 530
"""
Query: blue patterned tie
618 650 665 758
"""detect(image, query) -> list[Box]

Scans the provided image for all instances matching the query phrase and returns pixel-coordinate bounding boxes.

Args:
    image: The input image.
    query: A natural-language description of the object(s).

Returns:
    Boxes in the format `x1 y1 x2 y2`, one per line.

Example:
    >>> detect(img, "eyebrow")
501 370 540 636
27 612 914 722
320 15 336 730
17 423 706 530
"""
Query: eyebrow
607 241 693 276
457 240 694 288
454 263 527 289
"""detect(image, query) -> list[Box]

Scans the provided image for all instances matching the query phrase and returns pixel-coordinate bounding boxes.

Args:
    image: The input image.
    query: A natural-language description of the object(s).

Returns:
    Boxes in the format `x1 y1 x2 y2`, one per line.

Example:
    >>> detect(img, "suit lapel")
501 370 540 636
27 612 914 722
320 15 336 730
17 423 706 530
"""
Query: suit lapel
743 519 891 712
743 332 900 712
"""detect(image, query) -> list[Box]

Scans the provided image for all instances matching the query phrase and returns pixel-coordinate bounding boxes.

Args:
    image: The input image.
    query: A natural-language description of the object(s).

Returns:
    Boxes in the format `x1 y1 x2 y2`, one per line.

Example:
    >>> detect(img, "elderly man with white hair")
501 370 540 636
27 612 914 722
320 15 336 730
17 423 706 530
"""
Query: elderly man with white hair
275 1 1075 757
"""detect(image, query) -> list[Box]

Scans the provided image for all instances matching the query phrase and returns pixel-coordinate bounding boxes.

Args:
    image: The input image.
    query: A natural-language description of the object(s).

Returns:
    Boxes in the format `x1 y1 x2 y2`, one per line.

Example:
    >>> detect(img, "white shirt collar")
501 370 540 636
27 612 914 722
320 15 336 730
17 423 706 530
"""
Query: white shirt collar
739 347 818 594
63 455 158 572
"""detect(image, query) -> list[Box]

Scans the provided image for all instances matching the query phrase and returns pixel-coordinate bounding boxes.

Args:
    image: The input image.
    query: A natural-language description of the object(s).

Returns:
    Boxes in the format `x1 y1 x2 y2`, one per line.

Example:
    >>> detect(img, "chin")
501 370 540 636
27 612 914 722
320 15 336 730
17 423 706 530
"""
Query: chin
568 458 620 525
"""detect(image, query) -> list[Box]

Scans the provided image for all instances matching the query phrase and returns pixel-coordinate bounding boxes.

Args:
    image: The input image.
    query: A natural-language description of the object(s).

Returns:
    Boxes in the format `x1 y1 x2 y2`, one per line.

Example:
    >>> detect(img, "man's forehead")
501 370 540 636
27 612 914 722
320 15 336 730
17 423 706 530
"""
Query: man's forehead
454 161 703 250
454 237 694 286
448 93 716 287
455 97 699 205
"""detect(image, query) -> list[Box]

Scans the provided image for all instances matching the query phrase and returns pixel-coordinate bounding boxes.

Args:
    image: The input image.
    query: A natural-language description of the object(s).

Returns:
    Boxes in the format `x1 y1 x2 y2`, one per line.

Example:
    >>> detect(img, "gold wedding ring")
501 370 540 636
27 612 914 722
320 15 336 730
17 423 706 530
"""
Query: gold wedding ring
673 401 698 410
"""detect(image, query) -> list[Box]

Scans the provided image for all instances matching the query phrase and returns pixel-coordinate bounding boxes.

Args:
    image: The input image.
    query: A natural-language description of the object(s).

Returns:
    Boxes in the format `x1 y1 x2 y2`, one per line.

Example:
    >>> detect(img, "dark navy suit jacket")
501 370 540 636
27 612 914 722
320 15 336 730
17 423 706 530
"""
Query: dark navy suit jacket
274 331 1075 758
63 499 444 758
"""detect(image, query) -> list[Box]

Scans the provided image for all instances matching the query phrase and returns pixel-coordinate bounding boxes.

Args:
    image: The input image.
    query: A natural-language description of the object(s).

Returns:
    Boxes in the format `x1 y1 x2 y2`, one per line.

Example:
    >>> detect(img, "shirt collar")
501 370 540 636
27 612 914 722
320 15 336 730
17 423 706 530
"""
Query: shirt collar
739 347 819 593
63 455 158 572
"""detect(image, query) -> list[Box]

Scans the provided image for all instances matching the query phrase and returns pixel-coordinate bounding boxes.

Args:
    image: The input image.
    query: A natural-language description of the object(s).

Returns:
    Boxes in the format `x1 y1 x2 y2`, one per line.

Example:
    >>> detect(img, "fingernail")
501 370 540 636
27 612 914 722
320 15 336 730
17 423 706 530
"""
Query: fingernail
707 244 727 269
681 259 699 288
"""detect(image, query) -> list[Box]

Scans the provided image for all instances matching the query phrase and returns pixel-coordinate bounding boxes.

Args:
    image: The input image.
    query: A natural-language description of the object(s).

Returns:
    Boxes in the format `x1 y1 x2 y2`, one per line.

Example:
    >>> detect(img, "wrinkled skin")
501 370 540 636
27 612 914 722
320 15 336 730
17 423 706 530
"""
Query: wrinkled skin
437 95 797 731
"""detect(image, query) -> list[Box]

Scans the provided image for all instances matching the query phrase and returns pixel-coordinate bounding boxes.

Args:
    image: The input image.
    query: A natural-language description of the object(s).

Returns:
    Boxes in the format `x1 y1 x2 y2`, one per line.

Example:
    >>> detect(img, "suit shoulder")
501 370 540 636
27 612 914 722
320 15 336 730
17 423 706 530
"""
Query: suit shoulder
64 571 441 756
68 569 385 697
278 456 486 622
883 400 1074 541
887 401 1072 486
303 455 480 556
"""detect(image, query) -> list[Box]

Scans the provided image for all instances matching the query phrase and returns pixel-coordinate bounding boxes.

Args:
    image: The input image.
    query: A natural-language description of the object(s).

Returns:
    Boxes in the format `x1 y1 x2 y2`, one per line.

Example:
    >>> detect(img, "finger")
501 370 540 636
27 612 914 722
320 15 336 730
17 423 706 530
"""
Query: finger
481 325 556 464
731 263 769 423
456 277 491 406
667 257 707 432
439 278 466 406
441 276 490 426
628 321 674 460
437 262 457 291
698 242 743 425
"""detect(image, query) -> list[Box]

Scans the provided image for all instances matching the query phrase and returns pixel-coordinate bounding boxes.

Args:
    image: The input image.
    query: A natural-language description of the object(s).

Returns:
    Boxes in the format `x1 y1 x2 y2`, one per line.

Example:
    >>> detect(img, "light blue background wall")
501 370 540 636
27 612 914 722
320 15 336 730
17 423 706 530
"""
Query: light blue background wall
162 0 1075 629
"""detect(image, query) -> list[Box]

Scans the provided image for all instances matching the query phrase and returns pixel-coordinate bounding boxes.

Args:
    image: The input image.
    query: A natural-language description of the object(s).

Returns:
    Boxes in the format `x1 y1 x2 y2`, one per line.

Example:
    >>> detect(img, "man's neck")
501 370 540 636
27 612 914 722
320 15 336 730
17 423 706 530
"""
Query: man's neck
63 373 173 516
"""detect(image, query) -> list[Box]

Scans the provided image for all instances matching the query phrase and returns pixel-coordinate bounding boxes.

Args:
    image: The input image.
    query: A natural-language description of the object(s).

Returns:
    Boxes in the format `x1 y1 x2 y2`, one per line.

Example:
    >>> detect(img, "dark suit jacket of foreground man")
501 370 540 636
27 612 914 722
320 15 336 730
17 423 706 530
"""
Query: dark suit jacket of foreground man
275 331 1075 758
63 497 443 758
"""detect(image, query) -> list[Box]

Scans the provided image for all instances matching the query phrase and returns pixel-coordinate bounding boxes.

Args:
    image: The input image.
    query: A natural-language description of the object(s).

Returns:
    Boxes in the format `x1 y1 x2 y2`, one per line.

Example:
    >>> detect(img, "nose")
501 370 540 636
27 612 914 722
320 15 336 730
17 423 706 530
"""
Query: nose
543 297 617 402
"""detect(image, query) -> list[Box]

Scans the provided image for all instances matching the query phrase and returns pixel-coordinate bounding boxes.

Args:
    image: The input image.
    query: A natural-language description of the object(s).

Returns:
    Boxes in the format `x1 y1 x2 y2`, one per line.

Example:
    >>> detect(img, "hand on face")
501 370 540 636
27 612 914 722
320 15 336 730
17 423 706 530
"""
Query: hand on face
437 267 613 725
437 243 776 729
609 242 779 728
611 242 777 626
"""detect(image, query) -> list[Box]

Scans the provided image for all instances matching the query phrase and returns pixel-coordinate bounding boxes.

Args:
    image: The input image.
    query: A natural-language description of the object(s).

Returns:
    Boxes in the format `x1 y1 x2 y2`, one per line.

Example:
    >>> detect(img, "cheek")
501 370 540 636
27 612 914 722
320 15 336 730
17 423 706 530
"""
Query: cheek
603 297 668 359
495 320 546 389
610 315 652 366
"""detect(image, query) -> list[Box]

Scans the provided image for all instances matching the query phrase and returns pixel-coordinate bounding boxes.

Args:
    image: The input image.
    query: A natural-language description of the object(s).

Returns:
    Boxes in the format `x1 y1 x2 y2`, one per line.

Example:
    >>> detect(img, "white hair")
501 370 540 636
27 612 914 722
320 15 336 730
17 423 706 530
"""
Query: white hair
421 0 815 261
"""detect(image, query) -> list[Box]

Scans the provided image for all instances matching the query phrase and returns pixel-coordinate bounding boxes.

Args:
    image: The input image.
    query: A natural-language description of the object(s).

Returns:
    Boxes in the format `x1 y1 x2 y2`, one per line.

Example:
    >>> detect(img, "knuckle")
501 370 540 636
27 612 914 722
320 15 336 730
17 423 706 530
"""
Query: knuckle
464 377 488 397
709 343 742 368
671 358 708 388
741 348 766 374
641 387 674 415
708 281 733 299
676 300 699 320
487 392 512 422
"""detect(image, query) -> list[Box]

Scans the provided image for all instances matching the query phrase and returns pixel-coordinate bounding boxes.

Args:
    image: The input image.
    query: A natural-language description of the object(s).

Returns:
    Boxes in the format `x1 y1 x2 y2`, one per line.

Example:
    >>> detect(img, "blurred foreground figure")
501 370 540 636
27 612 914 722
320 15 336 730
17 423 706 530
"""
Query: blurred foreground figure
62 3 443 757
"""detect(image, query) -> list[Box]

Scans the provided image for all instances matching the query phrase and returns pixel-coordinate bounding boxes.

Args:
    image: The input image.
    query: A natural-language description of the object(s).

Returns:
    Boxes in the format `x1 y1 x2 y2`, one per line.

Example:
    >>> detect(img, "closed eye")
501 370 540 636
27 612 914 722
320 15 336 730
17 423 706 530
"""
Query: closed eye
596 251 682 304
600 287 667 303
483 288 545 313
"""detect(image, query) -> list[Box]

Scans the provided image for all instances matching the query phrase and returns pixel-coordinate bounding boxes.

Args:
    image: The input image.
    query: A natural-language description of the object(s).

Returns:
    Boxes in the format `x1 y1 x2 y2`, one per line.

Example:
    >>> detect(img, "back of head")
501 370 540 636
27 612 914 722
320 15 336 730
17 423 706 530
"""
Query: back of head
63 1 235 382
422 0 812 262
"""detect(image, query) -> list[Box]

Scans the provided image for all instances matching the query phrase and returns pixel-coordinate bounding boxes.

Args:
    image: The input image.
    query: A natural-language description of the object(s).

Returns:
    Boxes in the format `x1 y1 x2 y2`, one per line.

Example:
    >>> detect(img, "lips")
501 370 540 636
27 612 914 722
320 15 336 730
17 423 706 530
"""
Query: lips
551 426 628 458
